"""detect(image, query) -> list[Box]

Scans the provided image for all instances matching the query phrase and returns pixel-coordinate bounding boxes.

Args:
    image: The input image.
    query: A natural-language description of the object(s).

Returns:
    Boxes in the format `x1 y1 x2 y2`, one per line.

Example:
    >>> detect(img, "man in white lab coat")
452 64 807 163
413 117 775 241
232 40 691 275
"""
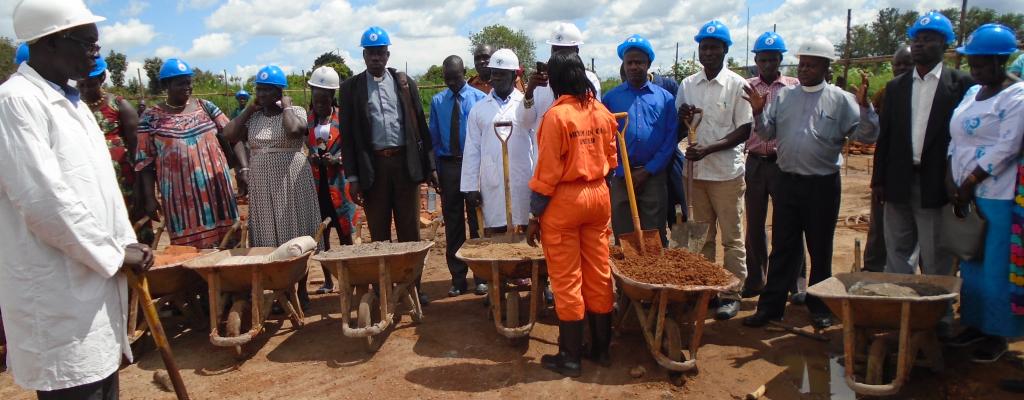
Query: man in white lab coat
0 1 153 398
462 49 536 234
516 22 602 133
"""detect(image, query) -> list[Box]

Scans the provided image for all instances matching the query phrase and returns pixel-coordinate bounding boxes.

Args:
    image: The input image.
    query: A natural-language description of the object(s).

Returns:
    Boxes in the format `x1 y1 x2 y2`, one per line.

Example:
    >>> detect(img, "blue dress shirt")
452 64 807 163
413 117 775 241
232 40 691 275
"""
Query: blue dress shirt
602 81 679 177
428 83 487 157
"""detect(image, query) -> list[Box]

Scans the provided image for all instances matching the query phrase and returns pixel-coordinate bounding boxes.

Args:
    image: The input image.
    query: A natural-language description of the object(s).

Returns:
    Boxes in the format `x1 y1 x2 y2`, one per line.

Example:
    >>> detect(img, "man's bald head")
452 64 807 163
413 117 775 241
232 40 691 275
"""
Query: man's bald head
443 55 467 93
892 45 913 77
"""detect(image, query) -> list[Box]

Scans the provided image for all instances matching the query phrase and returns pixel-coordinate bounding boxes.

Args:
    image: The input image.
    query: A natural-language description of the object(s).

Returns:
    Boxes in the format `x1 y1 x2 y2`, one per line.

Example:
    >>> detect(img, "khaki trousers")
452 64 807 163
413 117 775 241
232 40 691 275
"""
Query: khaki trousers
690 175 746 299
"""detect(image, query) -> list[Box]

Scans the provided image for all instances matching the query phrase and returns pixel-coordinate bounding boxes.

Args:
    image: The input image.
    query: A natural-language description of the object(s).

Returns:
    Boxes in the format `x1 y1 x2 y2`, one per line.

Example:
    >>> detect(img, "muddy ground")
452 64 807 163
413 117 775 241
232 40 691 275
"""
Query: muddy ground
2 154 1023 399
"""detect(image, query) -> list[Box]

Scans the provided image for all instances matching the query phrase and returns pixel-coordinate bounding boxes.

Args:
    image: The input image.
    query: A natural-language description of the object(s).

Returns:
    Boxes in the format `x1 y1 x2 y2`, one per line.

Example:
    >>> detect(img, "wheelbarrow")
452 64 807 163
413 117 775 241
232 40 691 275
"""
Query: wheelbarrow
126 219 242 344
611 258 738 379
311 240 433 352
456 237 547 343
807 272 961 397
184 246 314 357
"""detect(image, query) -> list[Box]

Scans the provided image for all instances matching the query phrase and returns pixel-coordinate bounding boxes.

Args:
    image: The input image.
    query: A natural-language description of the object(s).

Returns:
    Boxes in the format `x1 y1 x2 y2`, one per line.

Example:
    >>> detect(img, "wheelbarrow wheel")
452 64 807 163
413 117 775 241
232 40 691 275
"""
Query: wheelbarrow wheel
358 292 383 353
226 299 249 359
505 290 520 328
865 337 888 385
662 317 686 385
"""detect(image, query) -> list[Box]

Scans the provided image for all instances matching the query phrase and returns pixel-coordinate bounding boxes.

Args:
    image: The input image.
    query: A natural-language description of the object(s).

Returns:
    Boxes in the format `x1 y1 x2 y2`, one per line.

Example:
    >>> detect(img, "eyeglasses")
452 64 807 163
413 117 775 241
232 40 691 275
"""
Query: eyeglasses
61 33 101 57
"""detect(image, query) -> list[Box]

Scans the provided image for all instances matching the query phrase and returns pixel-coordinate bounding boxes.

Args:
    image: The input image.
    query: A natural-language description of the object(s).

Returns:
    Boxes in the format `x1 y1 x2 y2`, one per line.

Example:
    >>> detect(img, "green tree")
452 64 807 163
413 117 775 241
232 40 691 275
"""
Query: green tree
312 51 352 80
105 50 127 88
468 25 536 72
419 64 443 84
143 57 163 94
0 37 16 83
870 8 920 56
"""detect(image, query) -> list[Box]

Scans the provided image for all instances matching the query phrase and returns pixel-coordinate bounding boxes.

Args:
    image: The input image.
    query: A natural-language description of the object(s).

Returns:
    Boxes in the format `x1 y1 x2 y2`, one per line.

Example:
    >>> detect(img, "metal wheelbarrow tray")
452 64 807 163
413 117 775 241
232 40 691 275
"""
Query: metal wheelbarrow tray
456 237 548 342
184 247 313 357
611 259 738 376
312 241 433 353
807 272 961 396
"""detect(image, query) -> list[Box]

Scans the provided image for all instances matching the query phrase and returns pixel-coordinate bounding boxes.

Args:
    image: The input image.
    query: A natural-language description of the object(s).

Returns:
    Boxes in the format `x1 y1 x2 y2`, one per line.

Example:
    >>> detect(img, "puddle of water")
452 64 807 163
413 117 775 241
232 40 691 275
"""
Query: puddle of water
780 352 858 399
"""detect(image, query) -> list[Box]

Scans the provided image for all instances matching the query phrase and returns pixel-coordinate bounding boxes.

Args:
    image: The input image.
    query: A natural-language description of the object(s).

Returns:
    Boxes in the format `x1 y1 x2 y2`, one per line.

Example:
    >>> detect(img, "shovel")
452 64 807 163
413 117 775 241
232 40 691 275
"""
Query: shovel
674 110 710 254
494 120 517 239
125 269 190 400
612 112 662 257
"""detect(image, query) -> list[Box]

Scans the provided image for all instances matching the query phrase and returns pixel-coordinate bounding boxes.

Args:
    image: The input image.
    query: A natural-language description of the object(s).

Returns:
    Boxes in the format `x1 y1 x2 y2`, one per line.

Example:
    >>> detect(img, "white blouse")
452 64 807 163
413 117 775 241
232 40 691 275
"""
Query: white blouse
948 82 1024 200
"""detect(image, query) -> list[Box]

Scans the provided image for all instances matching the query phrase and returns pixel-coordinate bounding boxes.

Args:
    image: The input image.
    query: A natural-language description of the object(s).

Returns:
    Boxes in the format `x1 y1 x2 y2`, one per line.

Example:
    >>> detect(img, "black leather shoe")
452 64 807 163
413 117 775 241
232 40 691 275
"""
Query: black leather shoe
790 291 807 305
715 300 740 320
447 287 464 297
542 320 584 377
810 313 835 330
742 311 782 327
741 287 763 298
419 293 431 307
474 283 488 296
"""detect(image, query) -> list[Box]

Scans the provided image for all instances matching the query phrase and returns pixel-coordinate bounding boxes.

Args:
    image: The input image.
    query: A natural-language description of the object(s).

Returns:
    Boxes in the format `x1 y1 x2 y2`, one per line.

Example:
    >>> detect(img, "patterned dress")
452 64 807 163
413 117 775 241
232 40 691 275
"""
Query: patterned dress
136 98 239 248
308 107 358 240
92 94 152 243
246 107 321 248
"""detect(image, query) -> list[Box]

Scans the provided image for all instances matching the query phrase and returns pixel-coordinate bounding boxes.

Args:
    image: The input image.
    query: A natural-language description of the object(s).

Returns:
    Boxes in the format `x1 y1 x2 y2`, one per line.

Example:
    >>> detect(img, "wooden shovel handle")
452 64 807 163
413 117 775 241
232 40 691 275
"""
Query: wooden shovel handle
125 270 190 400
612 112 644 252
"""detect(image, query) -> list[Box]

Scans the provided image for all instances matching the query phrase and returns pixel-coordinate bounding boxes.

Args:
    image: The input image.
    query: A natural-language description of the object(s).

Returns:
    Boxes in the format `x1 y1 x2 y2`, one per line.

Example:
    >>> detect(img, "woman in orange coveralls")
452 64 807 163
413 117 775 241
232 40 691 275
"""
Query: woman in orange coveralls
526 51 618 378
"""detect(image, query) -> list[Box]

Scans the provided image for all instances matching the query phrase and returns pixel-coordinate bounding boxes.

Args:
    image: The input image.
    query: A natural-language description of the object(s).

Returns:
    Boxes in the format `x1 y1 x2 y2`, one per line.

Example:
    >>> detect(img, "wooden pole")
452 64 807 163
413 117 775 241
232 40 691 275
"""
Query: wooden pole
745 7 750 69
955 0 969 70
136 68 144 103
674 42 679 82
843 9 852 85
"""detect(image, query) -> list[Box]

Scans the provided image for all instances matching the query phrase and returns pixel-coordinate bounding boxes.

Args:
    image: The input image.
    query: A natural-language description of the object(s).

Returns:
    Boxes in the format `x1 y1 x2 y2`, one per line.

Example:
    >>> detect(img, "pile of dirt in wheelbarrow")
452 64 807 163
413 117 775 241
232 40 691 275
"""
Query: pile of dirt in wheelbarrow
324 241 431 257
458 242 545 260
154 246 203 268
848 281 949 297
615 248 732 287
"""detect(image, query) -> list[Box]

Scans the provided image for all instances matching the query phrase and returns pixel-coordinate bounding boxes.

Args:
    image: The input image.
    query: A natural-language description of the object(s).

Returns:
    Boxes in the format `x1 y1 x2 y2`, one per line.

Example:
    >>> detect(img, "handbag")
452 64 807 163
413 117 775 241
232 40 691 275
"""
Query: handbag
939 201 987 261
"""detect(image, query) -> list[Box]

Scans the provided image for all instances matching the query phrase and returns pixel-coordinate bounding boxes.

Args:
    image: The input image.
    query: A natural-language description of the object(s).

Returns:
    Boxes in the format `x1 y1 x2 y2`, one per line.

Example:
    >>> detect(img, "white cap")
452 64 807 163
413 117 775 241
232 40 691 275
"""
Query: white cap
14 0 106 42
308 66 341 89
546 22 584 46
487 48 520 71
794 36 838 61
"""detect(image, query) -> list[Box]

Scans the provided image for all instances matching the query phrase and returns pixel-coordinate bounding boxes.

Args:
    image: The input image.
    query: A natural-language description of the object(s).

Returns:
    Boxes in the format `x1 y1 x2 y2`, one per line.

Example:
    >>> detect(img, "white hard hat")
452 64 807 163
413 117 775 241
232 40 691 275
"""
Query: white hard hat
794 36 839 61
14 0 106 43
487 48 519 71
546 22 584 46
308 66 341 89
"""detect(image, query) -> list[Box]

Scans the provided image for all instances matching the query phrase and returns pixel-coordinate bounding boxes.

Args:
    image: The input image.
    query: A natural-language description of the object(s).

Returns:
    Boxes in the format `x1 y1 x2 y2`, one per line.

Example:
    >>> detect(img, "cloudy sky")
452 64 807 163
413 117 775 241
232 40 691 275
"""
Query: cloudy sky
1 0 1018 85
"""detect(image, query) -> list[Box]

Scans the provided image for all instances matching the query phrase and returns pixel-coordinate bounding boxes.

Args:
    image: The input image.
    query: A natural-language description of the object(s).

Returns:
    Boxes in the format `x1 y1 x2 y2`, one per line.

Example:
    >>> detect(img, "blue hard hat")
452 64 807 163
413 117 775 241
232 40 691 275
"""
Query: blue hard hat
89 56 106 78
957 24 1018 56
617 34 655 62
695 20 733 47
14 43 29 64
159 58 193 80
907 11 956 45
752 32 787 53
254 65 288 88
360 26 391 48
235 89 250 99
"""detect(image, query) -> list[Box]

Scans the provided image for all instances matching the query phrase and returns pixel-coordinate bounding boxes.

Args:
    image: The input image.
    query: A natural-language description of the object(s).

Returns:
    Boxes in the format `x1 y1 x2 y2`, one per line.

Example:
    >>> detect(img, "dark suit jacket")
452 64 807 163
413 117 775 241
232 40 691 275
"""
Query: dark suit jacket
339 68 435 193
871 66 973 208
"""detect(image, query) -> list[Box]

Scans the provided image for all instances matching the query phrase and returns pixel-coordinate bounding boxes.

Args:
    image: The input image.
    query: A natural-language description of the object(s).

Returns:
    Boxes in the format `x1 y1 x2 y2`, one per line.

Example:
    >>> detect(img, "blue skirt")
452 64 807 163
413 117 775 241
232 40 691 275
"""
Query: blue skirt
960 198 1024 337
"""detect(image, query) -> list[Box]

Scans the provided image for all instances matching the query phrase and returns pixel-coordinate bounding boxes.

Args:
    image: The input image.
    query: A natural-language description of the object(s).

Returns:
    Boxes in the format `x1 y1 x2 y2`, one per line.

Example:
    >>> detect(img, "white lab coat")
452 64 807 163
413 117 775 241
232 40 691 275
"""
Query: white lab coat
515 70 602 132
461 90 536 227
0 63 136 391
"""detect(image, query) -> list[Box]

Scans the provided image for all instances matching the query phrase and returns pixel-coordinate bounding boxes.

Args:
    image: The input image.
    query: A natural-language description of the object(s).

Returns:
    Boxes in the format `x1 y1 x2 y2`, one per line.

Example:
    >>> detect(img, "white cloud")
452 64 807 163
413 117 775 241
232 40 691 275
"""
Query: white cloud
99 19 157 49
186 32 233 59
123 0 149 17
125 60 149 87
178 0 220 12
154 45 181 59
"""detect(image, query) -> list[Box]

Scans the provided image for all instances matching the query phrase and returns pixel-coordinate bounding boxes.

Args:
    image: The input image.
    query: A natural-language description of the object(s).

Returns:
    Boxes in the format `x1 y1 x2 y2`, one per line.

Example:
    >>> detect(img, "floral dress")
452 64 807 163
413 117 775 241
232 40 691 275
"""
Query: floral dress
92 94 151 242
136 98 239 248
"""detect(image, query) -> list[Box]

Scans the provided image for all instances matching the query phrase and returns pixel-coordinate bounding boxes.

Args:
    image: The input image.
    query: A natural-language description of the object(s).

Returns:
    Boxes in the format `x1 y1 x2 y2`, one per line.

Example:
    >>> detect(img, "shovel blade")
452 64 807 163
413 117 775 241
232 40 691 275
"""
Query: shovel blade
674 222 709 254
617 230 663 258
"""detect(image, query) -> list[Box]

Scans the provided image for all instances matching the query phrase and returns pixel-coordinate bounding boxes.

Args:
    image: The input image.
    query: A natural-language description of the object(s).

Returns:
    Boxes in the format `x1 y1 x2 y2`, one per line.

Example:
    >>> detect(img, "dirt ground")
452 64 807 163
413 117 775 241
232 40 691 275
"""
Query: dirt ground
2 154 1023 399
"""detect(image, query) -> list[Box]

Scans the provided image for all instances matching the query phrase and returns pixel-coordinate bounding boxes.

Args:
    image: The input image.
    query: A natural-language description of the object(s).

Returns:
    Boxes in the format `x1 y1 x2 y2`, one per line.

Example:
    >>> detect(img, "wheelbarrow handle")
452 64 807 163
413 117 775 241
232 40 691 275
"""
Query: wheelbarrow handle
125 270 190 400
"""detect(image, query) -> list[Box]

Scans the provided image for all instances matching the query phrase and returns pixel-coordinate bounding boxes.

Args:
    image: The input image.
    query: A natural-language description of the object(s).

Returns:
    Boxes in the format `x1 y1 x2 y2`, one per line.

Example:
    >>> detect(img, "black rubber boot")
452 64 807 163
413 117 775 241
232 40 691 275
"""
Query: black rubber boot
541 320 583 377
587 312 612 367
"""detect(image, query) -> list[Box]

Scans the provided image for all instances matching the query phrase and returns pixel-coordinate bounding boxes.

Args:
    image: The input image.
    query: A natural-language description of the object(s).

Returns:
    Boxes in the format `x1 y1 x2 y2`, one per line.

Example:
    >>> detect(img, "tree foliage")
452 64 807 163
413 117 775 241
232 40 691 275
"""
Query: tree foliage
468 25 536 72
143 57 163 94
836 7 1024 59
312 51 352 81
0 37 16 84
105 50 128 88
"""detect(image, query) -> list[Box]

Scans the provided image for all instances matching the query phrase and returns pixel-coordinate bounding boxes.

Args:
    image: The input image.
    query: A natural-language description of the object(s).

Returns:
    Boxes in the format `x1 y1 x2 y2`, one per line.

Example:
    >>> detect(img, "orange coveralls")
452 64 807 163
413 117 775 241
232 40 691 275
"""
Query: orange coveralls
528 94 618 321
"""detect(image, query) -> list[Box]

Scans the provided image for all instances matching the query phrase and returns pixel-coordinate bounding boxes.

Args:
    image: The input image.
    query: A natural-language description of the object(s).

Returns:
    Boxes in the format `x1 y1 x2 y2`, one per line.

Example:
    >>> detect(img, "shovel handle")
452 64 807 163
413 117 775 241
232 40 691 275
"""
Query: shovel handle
494 121 515 236
613 112 645 253
125 270 190 400
683 110 703 146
